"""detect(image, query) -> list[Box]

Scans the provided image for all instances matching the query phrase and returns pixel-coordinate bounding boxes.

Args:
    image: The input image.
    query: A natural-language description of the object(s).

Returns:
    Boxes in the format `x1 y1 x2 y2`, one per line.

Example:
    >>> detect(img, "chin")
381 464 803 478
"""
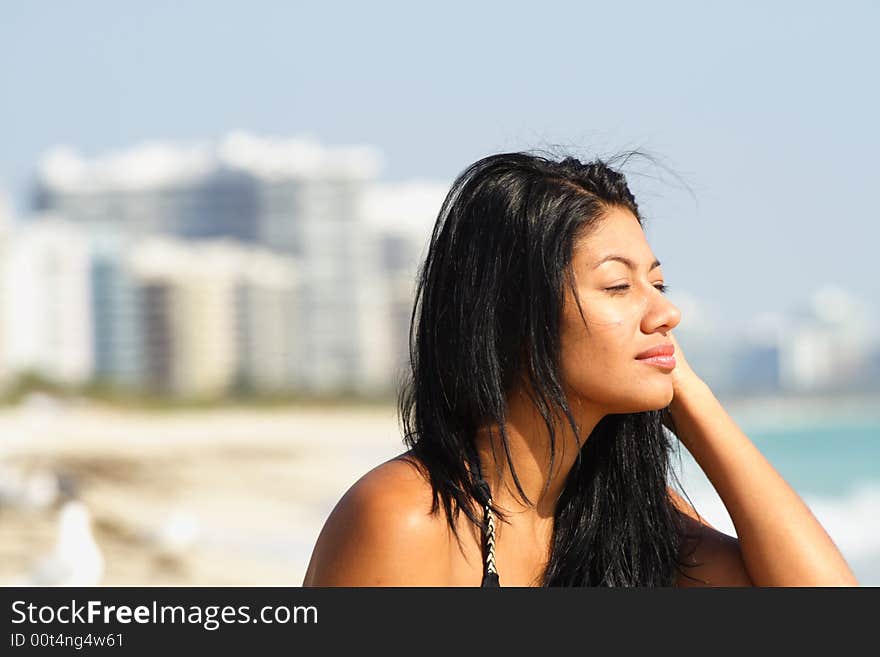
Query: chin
649 382 676 409
566 378 673 415
608 385 674 415
633 398 673 414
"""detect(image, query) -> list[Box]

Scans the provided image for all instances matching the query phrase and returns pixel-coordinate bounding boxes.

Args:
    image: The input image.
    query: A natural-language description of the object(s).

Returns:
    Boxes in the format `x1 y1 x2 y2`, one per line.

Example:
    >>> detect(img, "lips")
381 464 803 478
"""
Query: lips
635 343 675 360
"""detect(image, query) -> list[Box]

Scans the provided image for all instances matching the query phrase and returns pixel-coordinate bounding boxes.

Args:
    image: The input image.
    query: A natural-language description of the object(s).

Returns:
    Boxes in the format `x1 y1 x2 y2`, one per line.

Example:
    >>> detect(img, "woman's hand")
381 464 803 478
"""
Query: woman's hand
662 332 707 436
667 331 703 397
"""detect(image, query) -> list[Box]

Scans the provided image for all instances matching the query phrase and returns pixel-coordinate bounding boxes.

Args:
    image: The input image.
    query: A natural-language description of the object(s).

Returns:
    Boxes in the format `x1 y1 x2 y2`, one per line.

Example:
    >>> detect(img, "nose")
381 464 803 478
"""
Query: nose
642 289 681 334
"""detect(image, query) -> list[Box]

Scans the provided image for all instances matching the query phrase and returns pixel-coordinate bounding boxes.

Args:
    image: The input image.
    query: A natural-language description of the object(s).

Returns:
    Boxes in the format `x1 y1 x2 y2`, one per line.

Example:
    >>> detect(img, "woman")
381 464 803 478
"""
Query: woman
303 152 858 587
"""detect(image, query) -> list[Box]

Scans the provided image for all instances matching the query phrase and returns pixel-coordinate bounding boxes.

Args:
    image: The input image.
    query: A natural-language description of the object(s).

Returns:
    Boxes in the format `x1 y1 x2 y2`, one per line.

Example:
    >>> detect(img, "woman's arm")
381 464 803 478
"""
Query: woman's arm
668 486 754 587
666 334 858 586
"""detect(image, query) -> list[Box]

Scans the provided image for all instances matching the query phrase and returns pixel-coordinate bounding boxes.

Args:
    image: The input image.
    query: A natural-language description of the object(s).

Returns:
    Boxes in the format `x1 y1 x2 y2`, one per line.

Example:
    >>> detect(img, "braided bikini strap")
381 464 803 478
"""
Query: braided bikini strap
476 478 500 586
468 445 500 586
483 497 498 578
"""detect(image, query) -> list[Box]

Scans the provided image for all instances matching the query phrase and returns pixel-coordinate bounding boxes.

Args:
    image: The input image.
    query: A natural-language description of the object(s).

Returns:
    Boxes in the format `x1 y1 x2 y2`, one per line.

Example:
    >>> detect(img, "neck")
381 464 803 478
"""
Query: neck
473 386 605 523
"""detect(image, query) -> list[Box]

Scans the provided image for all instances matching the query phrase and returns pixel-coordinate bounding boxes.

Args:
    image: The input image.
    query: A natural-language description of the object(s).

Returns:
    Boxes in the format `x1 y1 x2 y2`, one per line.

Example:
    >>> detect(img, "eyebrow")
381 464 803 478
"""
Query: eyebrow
592 255 662 271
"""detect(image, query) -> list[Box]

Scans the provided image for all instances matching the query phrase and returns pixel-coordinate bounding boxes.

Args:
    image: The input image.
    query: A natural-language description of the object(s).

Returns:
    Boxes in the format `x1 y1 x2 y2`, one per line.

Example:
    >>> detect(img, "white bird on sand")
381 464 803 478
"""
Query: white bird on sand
18 470 60 511
29 499 105 586
0 465 59 511
146 507 201 561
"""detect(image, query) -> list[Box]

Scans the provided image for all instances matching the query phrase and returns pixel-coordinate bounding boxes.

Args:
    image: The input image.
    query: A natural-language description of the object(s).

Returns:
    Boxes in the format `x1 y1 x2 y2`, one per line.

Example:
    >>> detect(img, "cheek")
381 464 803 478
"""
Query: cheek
559 314 631 394
582 294 648 328
558 299 671 408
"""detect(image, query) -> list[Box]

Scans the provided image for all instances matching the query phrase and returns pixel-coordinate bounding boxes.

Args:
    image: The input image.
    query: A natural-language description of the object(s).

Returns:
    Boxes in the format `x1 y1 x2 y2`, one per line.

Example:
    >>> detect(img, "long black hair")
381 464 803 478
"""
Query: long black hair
397 150 702 586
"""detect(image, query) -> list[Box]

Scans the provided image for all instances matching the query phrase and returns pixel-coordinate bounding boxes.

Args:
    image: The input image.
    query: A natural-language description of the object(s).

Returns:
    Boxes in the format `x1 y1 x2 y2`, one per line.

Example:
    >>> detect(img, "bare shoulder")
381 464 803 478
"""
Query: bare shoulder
667 486 754 587
302 454 449 586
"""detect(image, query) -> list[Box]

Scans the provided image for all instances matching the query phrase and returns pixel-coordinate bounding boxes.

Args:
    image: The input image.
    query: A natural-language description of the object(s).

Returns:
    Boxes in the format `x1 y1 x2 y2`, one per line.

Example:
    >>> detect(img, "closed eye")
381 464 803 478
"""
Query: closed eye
606 284 669 294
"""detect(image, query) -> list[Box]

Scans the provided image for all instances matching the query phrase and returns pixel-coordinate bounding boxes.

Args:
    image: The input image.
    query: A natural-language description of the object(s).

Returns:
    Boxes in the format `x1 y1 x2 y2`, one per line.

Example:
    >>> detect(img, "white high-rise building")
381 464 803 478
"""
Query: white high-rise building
779 286 876 392
34 132 394 396
0 188 12 230
0 217 94 385
220 133 388 394
128 238 300 398
0 192 14 387
361 181 447 392
234 249 299 393
35 142 260 243
90 235 146 390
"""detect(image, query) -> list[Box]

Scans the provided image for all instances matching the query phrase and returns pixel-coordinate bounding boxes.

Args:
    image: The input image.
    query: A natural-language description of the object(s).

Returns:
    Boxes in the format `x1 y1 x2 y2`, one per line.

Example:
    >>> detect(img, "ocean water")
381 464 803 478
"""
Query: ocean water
670 405 880 586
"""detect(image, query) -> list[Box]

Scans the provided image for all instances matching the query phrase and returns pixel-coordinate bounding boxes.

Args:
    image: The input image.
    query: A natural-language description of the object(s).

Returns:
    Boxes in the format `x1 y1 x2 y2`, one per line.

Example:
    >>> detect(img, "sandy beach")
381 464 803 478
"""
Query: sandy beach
0 399 405 585
1 391 877 586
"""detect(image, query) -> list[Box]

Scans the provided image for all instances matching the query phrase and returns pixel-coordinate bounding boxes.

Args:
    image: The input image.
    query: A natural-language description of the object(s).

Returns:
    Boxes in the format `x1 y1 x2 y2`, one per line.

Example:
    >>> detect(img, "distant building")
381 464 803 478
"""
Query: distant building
233 250 299 393
361 181 446 393
778 286 876 392
0 218 93 385
90 238 146 390
34 142 260 243
0 189 12 230
867 346 880 389
728 343 781 393
0 202 13 386
128 238 300 398
250 174 386 394
33 133 395 396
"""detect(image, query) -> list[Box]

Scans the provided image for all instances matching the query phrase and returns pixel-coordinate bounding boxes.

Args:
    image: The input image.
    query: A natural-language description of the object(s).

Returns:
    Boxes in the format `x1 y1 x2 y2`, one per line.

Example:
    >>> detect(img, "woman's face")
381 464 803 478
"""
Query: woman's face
559 205 682 414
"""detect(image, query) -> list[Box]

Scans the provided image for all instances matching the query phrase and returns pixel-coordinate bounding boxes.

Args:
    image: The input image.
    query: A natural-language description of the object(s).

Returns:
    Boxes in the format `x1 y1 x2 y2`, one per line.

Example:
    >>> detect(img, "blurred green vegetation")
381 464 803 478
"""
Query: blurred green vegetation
0 370 396 411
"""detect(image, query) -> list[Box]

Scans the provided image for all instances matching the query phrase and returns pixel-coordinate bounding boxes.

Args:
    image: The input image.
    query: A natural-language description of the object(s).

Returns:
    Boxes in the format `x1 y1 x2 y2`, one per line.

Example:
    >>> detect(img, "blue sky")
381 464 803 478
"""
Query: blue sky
2 1 878 334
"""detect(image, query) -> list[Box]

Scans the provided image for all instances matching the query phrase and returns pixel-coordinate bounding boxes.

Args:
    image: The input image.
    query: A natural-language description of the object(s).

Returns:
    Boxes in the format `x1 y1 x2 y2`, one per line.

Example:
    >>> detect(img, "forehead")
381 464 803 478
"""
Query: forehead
574 206 655 265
